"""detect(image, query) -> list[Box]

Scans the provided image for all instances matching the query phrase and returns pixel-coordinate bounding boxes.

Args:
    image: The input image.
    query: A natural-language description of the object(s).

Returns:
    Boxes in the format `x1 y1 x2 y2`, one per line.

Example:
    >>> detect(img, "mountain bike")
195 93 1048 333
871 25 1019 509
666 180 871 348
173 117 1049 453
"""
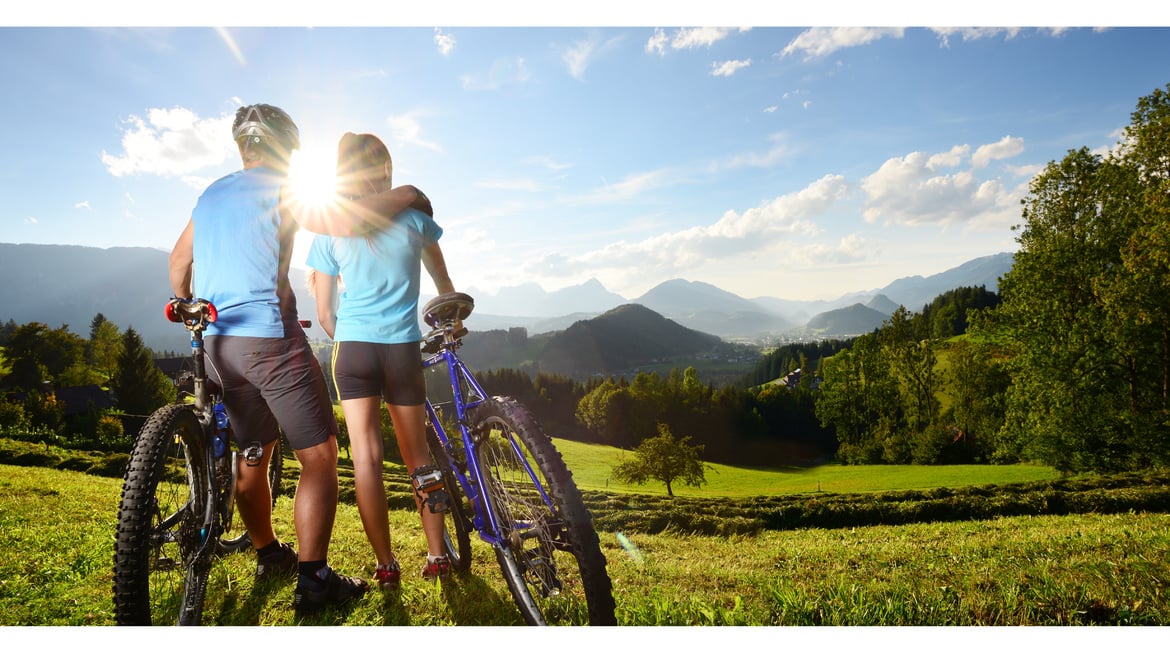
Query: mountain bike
419 292 617 625
112 298 286 625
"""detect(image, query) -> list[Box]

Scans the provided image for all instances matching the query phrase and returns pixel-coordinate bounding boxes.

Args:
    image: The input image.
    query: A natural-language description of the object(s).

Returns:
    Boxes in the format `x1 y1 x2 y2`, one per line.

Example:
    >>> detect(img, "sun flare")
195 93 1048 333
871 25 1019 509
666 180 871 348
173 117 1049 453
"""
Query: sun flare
287 144 339 210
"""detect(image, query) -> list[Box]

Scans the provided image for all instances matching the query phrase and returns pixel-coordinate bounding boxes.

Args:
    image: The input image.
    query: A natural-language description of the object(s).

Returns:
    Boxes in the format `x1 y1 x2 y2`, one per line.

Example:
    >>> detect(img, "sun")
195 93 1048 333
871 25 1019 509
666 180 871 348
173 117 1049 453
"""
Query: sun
287 144 339 210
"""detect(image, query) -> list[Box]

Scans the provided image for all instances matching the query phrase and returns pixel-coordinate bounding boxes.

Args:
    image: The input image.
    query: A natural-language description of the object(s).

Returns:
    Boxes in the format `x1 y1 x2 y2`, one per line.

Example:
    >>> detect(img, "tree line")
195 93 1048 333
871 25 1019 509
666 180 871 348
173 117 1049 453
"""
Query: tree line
0 313 174 450
816 83 1170 475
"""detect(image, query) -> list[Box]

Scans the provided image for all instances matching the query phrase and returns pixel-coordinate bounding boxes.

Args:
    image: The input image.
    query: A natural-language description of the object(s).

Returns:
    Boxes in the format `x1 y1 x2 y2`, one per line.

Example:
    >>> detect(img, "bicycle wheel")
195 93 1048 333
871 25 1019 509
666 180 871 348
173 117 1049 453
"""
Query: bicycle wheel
218 433 285 553
425 427 472 572
113 404 213 625
471 397 616 625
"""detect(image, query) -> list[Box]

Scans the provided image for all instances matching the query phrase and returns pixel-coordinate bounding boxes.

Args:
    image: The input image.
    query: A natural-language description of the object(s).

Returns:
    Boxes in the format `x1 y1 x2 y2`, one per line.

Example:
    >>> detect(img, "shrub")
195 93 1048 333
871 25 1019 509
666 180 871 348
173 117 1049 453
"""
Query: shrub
87 453 130 478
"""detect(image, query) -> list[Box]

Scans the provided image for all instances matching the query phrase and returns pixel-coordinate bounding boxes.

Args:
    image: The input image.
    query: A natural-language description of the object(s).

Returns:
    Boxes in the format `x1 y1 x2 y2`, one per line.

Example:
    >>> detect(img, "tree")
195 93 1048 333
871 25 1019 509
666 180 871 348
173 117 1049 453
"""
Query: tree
611 422 711 497
575 379 641 447
1 322 92 391
87 313 123 384
981 83 1170 472
942 335 1008 463
111 327 175 417
815 333 902 463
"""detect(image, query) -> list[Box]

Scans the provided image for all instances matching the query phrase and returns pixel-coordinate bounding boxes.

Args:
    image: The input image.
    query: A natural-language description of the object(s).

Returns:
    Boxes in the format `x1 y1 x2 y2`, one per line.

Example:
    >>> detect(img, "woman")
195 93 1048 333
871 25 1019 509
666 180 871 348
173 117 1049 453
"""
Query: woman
305 132 455 588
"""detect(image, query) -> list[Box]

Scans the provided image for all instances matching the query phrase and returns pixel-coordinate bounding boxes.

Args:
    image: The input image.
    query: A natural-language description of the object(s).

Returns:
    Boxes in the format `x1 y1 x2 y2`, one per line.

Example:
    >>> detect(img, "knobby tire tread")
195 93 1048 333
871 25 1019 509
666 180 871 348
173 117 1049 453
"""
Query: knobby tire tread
471 397 616 626
112 403 210 626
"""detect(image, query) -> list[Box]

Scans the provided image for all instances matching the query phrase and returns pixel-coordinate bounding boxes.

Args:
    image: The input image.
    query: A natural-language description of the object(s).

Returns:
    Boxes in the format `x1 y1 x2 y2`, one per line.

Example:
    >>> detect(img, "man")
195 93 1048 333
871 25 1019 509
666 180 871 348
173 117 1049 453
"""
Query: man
168 103 428 616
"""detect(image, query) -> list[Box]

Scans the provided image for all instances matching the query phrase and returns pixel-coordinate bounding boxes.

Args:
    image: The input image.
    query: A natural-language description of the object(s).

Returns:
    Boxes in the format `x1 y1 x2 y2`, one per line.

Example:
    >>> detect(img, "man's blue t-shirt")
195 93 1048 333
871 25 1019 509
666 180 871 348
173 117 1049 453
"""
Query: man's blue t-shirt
191 167 299 338
306 208 442 344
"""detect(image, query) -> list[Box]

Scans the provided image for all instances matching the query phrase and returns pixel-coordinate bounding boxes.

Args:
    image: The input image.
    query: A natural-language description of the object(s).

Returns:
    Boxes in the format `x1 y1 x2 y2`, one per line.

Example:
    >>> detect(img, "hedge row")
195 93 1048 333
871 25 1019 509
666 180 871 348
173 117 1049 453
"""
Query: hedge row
583 470 1170 536
5 436 1168 537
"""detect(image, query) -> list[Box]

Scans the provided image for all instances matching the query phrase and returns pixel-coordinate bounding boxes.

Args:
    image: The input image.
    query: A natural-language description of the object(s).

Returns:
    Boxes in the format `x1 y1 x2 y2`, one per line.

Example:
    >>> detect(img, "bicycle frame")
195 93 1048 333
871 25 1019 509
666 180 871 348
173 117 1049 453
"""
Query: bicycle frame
422 335 558 551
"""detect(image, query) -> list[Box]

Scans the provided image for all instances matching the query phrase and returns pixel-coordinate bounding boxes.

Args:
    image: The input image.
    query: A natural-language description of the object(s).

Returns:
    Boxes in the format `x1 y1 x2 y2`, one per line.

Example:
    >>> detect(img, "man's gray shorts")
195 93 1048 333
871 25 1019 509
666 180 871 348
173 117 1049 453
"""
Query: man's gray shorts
205 330 337 451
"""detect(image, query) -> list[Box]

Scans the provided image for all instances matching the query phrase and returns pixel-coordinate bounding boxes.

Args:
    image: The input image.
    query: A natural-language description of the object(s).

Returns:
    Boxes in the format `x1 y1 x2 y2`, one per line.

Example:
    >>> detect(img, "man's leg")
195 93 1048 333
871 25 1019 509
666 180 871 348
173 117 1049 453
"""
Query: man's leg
292 435 340 562
235 439 278 549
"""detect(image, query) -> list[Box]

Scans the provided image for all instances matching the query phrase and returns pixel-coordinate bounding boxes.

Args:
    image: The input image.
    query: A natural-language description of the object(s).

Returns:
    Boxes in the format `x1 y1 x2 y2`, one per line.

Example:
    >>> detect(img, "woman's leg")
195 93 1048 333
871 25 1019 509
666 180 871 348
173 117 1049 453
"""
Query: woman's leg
341 396 396 566
387 403 446 557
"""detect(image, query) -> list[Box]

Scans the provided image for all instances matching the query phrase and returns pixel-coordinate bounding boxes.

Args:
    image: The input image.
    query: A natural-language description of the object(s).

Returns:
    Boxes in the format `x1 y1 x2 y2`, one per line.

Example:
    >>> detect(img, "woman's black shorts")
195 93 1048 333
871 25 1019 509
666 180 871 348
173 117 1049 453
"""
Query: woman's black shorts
331 340 426 406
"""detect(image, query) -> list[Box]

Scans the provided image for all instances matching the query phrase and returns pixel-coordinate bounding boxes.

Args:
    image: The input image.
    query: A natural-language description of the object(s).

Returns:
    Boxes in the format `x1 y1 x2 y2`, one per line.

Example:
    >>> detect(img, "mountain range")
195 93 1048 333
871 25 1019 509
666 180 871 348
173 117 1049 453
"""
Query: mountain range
466 251 1014 339
0 242 1014 352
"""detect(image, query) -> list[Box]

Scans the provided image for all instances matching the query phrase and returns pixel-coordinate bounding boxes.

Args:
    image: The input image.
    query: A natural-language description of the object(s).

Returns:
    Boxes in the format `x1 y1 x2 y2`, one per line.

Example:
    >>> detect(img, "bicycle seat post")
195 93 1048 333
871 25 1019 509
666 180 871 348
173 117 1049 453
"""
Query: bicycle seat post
189 327 209 412
166 298 216 413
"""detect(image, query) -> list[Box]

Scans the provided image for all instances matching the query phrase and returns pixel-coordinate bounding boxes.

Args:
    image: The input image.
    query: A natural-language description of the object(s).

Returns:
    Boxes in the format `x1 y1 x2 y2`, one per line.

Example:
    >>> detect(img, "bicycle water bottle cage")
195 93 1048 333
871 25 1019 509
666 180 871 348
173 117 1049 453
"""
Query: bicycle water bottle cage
242 441 264 467
411 465 451 514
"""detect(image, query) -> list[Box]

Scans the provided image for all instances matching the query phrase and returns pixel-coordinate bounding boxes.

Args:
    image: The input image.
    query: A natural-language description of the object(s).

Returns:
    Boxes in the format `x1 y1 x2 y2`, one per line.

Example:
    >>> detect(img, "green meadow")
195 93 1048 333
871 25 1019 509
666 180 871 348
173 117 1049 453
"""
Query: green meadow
550 436 1058 497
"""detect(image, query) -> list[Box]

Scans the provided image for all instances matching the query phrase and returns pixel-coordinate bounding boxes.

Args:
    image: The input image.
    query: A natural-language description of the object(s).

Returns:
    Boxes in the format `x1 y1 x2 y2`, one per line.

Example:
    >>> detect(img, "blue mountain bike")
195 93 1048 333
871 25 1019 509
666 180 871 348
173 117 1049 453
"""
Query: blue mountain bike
419 292 617 625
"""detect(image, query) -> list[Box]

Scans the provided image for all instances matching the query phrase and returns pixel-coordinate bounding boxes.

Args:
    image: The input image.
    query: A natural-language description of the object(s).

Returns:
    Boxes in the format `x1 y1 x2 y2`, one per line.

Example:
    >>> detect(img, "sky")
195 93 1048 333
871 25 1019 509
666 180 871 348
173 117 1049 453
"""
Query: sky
3 4 1170 303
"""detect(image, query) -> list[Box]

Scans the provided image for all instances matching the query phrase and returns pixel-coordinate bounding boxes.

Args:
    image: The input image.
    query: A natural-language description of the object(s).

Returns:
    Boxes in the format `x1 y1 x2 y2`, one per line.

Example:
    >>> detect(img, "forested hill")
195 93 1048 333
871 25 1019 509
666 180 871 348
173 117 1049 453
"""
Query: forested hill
458 303 737 381
803 303 889 335
539 304 723 377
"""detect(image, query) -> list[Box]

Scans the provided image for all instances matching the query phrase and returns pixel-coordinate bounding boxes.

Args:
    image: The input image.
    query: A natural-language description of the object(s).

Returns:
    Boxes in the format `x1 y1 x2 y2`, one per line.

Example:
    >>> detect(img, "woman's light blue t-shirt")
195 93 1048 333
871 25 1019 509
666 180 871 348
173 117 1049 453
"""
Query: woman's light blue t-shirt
306 208 442 344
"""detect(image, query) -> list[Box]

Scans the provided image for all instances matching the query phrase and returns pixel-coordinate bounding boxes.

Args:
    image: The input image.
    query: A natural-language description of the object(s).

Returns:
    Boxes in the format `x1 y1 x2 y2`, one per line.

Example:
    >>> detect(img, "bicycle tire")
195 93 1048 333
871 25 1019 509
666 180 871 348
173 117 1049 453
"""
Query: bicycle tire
470 397 616 626
217 433 285 553
112 404 213 626
425 427 473 572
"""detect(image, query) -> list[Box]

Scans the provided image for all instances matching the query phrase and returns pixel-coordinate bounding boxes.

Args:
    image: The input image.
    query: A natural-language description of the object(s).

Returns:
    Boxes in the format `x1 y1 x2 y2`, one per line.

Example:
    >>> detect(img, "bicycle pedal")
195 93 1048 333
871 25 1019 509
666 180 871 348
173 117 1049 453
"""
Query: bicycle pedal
242 441 263 466
411 465 449 513
425 489 451 514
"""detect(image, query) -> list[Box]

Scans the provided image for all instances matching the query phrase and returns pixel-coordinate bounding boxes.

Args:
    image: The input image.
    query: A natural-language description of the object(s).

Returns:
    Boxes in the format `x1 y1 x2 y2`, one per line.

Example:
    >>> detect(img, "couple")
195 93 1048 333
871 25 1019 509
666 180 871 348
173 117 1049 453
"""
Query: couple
169 104 455 618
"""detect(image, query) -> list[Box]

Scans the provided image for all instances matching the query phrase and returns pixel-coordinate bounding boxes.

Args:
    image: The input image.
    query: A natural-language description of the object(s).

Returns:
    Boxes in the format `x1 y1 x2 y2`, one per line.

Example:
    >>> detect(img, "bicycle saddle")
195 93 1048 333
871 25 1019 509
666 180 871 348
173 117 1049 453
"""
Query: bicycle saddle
423 292 475 329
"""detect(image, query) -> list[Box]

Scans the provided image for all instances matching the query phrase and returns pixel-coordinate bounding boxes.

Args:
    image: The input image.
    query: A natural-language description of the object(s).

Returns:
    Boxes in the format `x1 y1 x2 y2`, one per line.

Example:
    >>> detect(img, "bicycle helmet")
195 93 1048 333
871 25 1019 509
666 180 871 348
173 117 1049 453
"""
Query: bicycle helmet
232 103 300 154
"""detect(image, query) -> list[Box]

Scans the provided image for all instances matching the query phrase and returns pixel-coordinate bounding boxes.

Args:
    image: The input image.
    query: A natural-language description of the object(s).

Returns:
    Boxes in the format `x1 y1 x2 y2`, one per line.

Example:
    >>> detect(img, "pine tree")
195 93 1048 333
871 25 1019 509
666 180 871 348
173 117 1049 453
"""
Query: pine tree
111 327 175 416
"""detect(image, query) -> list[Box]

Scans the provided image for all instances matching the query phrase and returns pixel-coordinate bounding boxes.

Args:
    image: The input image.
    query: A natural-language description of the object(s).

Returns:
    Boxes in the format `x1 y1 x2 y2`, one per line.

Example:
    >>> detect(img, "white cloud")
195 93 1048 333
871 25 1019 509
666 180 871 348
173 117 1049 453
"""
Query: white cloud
645 28 668 56
563 38 597 80
972 135 1025 168
803 233 870 265
385 112 443 153
460 56 530 91
646 27 748 55
711 59 751 77
599 170 670 198
434 28 455 56
24 216 38 225
523 174 848 283
930 27 1024 48
670 27 743 50
781 27 905 60
525 155 572 172
720 133 793 170
102 107 234 177
75 201 92 210
563 34 624 80
861 141 1023 227
927 145 970 169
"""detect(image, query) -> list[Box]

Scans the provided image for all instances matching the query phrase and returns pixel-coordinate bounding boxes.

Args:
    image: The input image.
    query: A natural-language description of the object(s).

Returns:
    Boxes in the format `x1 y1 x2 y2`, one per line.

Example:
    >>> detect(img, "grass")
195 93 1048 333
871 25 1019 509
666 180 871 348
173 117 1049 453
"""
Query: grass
3 462 1170 628
550 436 1058 497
